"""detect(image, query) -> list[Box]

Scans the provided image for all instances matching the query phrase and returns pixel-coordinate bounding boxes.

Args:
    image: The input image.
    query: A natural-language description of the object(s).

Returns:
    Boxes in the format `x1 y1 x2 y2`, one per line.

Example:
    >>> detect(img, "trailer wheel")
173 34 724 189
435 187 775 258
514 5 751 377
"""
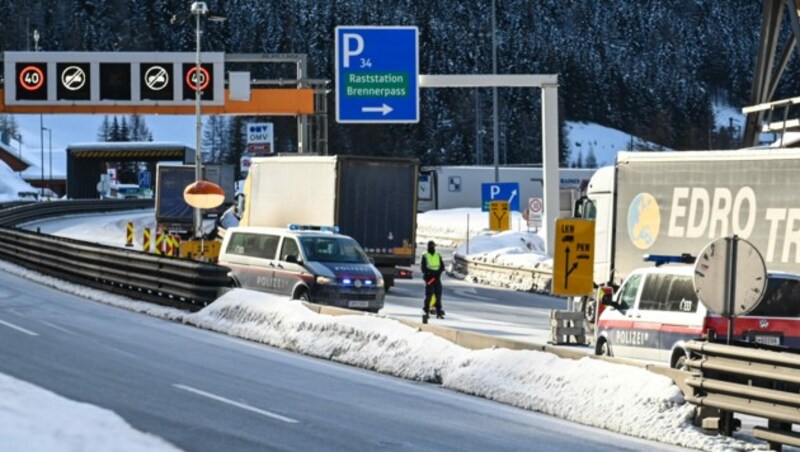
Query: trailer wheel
671 349 689 370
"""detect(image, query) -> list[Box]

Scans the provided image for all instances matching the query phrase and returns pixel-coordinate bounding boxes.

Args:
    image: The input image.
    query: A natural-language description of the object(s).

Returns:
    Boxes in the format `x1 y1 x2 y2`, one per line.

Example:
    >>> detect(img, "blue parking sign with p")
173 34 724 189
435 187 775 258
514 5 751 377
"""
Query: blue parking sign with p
138 171 151 190
481 182 520 211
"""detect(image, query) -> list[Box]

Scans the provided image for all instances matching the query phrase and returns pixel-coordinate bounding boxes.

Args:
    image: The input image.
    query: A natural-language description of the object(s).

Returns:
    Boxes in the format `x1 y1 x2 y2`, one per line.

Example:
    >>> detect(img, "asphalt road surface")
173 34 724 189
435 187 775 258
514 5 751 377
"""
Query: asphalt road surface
0 269 686 451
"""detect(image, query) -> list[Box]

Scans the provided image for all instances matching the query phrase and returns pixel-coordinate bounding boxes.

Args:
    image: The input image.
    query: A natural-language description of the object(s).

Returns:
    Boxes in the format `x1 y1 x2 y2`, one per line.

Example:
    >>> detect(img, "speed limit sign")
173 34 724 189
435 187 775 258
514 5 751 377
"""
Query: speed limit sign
528 197 543 228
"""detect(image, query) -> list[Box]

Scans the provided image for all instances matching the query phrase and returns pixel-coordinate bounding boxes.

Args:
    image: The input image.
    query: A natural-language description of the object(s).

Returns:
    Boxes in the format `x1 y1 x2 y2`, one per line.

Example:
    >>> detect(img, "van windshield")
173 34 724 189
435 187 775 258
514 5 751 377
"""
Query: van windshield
748 277 800 318
300 236 369 264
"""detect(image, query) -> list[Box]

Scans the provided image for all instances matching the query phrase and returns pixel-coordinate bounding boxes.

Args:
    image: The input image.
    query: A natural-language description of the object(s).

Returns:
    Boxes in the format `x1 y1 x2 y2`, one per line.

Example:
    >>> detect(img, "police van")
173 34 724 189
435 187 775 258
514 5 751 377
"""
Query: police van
595 265 800 368
219 225 385 312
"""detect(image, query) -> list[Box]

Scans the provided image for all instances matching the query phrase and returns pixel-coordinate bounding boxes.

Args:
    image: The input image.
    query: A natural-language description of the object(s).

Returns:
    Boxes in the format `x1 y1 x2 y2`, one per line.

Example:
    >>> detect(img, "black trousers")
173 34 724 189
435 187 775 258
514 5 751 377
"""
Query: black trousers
423 276 443 313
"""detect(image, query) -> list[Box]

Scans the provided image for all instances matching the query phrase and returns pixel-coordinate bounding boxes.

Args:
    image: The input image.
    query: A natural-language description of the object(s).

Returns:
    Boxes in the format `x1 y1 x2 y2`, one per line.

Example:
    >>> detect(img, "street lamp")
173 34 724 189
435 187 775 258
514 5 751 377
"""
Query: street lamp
42 126 52 188
186 1 226 239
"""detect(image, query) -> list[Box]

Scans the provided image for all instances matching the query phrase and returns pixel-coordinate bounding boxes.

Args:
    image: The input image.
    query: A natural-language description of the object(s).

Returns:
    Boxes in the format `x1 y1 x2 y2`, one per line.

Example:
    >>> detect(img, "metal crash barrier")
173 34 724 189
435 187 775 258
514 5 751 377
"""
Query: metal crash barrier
685 340 800 451
0 200 230 311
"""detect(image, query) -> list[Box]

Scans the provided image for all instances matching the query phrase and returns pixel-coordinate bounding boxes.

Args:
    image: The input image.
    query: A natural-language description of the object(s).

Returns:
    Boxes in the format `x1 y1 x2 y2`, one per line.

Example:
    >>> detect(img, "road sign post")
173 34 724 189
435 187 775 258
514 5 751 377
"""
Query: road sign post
335 26 419 123
552 218 595 296
489 201 510 231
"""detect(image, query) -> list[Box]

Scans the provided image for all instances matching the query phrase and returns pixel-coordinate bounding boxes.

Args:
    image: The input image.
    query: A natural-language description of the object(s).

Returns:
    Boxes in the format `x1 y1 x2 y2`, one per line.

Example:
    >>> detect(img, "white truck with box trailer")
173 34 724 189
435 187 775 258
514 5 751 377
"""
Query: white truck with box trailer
417 165 597 214
239 155 418 289
574 149 800 323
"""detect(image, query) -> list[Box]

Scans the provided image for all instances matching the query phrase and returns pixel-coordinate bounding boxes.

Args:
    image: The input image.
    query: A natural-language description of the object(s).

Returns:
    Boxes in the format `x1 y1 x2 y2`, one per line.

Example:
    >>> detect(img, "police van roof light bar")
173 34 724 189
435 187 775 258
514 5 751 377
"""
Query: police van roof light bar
643 253 696 267
288 224 340 233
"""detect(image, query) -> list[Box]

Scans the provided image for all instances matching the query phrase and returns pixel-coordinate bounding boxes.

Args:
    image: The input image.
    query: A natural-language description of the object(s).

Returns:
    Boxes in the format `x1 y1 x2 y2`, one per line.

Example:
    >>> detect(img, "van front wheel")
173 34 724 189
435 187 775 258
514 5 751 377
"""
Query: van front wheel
294 289 310 302
596 338 612 357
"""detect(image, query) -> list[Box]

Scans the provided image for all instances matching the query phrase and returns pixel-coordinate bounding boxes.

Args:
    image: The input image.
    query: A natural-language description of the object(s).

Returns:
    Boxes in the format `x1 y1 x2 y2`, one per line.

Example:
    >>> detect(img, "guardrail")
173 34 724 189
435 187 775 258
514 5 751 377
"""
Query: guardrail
0 199 153 227
685 340 800 451
0 226 229 310
450 253 553 293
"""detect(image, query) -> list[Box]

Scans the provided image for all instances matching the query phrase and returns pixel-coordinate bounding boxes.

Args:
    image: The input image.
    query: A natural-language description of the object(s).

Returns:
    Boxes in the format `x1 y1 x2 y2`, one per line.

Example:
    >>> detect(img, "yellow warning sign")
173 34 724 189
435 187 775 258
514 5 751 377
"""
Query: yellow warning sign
489 201 510 231
180 239 222 261
552 218 595 296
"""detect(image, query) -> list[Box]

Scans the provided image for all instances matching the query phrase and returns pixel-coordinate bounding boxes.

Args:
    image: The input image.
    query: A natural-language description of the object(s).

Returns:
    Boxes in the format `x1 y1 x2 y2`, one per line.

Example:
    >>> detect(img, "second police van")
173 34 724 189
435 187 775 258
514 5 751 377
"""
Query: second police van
595 264 800 368
219 225 385 312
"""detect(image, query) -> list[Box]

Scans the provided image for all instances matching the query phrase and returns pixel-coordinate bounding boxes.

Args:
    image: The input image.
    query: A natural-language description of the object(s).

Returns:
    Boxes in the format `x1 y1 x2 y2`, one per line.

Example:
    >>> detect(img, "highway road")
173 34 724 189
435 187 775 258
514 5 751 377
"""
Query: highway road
0 269 685 451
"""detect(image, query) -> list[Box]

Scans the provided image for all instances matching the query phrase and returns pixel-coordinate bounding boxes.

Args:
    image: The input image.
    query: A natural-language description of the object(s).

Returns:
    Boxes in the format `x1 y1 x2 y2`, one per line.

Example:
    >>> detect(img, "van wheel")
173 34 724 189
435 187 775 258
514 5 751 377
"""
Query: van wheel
294 289 310 302
596 338 612 357
672 351 688 370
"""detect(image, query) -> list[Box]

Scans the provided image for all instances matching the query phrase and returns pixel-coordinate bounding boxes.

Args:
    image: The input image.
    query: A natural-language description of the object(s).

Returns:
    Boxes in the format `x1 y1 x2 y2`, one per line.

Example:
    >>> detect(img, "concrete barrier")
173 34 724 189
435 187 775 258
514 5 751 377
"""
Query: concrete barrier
301 301 694 396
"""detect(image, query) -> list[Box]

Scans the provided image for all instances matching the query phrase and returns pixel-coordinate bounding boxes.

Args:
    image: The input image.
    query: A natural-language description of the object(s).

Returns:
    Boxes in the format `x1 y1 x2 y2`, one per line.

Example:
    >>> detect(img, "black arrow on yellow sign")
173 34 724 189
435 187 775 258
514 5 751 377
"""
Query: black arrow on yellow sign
564 246 579 290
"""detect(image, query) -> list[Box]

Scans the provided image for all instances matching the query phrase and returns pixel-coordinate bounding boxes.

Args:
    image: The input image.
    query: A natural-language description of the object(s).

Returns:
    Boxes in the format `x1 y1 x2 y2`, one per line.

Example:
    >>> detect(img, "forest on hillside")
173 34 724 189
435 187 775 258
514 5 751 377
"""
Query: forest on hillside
0 0 794 168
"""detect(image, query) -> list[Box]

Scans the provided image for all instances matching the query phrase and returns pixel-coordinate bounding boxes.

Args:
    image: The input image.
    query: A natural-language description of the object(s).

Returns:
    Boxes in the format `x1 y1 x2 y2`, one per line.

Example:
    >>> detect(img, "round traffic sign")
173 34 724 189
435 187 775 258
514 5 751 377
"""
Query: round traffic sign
185 67 210 91
693 236 767 317
530 198 543 213
144 66 169 91
60 65 86 91
19 65 45 91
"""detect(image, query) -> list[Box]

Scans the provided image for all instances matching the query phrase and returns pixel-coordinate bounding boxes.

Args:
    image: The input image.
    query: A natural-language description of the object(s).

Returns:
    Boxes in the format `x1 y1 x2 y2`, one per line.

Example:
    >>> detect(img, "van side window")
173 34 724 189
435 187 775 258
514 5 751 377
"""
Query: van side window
749 278 800 318
639 274 670 311
280 238 301 262
619 274 642 309
665 277 698 313
227 233 280 259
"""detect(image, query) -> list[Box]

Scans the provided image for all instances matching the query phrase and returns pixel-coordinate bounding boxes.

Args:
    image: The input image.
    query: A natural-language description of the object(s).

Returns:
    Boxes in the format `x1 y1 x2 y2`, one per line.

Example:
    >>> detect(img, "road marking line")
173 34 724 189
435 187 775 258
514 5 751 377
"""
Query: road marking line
0 318 38 336
40 320 78 336
173 384 298 424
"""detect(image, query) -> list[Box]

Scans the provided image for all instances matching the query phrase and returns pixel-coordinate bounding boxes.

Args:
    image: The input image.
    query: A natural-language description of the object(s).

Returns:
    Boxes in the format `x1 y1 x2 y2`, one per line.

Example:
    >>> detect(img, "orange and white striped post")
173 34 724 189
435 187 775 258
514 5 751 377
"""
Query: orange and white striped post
143 227 151 253
125 221 134 247
155 229 164 256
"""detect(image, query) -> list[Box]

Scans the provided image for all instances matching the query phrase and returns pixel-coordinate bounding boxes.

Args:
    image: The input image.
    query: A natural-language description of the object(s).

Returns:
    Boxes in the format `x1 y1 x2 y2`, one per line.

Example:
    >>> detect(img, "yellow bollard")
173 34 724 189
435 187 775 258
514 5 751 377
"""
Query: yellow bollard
143 227 151 253
125 221 134 247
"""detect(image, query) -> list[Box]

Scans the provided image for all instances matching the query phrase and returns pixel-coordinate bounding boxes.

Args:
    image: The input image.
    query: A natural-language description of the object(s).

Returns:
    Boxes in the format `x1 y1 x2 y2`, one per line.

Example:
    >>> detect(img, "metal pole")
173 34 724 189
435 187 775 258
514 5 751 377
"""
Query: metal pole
39 115 44 198
47 128 52 183
725 235 738 345
194 10 203 239
491 0 499 183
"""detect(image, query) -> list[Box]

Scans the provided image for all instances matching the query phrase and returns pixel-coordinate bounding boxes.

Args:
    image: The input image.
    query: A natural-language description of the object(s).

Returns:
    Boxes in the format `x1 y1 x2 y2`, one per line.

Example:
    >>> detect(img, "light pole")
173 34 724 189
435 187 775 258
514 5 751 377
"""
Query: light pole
491 0 500 182
186 1 226 241
43 127 52 184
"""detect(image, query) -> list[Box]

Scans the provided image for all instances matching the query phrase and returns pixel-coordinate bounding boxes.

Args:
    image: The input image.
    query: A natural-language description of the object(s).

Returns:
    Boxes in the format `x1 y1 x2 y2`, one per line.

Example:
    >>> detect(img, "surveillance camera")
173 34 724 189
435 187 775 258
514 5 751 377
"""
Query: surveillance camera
190 1 208 15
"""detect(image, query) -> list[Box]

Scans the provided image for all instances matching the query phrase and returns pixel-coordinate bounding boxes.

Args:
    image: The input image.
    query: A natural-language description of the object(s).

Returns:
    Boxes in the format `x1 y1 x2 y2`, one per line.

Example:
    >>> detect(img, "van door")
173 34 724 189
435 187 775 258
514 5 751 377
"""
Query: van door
275 236 309 298
633 274 672 362
225 232 280 294
657 276 702 362
602 273 643 359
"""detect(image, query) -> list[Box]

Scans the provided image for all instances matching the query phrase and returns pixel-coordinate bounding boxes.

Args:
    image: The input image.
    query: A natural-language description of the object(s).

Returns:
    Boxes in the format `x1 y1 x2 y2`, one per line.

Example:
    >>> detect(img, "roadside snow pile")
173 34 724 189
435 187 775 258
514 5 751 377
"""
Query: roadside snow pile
187 290 760 452
417 208 532 247
0 160 37 202
0 372 180 452
450 230 553 292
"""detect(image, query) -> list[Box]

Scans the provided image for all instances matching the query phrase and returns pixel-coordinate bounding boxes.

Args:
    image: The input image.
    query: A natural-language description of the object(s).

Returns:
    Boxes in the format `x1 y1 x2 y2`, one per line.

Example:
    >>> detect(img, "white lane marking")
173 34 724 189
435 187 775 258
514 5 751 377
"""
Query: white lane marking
40 320 78 336
173 384 299 424
0 318 38 336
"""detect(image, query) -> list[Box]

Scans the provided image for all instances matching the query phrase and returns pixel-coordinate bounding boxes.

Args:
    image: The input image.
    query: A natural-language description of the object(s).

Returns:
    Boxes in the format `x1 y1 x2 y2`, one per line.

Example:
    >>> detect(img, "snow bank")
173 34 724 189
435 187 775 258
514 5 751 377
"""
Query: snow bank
187 290 760 452
0 372 179 452
0 159 37 202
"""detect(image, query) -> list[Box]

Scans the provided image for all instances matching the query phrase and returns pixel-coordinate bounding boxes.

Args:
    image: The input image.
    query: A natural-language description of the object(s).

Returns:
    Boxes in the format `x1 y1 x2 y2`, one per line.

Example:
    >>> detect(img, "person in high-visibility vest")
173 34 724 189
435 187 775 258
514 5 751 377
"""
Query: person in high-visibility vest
421 240 445 319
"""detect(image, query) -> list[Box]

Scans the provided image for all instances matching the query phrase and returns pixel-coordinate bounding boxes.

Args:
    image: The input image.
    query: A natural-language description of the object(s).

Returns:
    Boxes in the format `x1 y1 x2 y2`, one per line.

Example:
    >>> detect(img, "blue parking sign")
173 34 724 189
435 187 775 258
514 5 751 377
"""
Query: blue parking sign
481 183 520 211
138 171 151 190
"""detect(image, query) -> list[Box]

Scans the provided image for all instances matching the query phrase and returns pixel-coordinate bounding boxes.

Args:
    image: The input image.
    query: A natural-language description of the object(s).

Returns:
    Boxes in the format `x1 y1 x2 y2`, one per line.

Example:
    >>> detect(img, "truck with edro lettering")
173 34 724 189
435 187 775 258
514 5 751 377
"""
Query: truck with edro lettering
575 149 800 317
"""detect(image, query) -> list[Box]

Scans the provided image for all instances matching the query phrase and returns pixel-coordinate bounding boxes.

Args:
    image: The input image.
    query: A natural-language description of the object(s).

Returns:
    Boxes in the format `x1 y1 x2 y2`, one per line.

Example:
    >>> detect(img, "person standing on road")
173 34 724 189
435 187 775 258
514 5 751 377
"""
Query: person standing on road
421 240 445 319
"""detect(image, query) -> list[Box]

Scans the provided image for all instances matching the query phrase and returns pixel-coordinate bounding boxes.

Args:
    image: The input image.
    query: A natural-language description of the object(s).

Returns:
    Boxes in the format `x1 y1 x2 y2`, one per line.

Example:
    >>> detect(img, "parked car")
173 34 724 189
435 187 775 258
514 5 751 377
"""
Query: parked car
110 184 146 199
595 265 800 368
218 225 385 312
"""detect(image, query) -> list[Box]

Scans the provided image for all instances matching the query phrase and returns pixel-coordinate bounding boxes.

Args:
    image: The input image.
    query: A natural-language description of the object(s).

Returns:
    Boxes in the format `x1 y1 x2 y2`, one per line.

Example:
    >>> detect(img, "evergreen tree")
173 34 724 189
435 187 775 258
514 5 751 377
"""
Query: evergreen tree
97 116 111 141
585 147 598 169
109 116 122 142
128 114 151 141
120 116 130 142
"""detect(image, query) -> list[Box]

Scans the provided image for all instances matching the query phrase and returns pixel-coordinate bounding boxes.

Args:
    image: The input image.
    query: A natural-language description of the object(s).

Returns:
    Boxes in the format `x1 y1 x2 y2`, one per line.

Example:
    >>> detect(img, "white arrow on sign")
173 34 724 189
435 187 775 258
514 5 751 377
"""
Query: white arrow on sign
361 104 394 115
508 189 518 206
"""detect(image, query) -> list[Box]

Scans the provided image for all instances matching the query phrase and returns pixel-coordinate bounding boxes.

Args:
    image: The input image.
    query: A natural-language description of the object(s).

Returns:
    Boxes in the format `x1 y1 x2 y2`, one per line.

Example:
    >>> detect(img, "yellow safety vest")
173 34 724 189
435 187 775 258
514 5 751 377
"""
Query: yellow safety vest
425 252 441 271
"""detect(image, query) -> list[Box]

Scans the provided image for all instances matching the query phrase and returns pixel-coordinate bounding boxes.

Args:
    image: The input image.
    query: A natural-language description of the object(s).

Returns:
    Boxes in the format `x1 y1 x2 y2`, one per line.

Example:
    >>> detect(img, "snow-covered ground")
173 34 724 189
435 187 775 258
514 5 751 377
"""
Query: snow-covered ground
0 371 179 452
0 160 37 202
0 258 764 451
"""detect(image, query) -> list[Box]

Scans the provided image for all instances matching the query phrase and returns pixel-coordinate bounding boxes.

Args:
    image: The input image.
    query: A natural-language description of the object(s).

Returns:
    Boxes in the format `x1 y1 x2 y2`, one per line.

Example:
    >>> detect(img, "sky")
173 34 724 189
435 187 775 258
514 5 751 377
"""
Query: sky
14 114 196 176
